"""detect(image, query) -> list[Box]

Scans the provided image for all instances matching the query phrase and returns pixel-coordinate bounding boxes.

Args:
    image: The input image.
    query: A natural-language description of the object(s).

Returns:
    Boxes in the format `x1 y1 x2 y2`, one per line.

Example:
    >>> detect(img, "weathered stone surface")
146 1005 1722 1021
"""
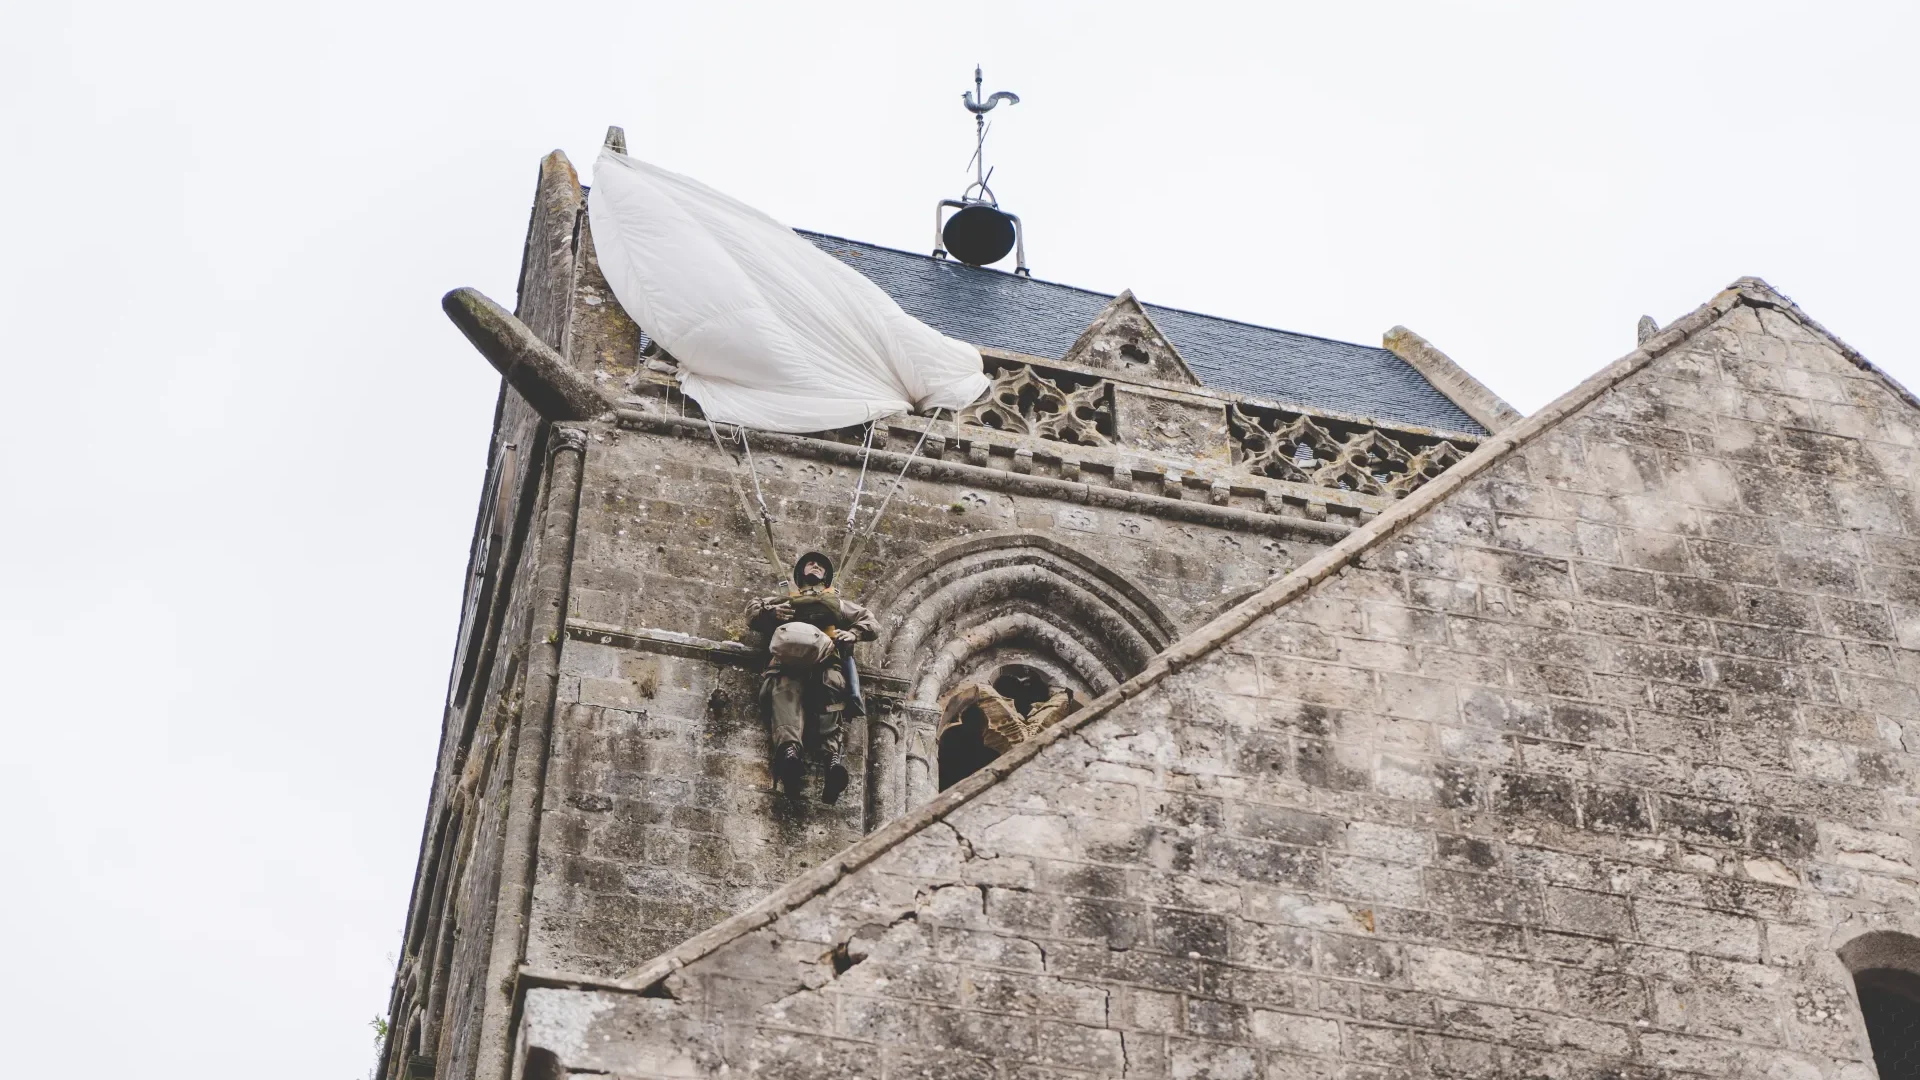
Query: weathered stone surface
388 148 1920 1080
517 286 1920 1078
443 288 615 422
1112 385 1232 463
1383 325 1523 433
380 150 585 1080
393 151 1492 1080
1061 290 1200 385
523 412 1318 978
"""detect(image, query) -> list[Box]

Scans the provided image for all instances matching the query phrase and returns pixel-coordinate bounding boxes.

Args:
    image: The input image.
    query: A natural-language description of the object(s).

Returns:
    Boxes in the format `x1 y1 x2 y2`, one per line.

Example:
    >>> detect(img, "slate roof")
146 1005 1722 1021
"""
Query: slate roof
802 232 1486 435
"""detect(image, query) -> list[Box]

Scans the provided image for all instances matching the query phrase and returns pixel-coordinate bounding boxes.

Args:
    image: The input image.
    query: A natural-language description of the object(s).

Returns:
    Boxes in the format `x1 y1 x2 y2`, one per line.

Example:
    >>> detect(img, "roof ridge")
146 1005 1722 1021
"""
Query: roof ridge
1137 298 1392 355
1728 276 1920 414
587 276 1759 999
796 229 1392 356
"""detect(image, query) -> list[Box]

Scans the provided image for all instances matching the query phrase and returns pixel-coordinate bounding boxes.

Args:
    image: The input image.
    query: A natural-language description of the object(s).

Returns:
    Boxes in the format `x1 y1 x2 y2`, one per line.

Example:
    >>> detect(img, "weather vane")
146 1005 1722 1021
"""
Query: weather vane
933 65 1029 273
961 65 1020 206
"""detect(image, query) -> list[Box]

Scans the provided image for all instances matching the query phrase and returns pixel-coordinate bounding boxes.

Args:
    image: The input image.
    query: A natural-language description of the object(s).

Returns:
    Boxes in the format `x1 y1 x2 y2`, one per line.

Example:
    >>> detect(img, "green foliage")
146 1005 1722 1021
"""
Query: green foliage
369 1014 389 1048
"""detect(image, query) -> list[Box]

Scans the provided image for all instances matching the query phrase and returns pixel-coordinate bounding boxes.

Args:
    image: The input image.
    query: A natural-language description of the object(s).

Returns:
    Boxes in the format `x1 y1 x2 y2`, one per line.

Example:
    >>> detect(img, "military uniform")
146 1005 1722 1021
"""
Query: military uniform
746 552 877 798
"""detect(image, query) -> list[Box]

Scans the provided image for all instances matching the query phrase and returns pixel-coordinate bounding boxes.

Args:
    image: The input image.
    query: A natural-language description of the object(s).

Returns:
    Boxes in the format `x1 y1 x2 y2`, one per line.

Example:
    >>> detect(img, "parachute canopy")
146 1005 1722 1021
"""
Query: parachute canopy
588 150 991 433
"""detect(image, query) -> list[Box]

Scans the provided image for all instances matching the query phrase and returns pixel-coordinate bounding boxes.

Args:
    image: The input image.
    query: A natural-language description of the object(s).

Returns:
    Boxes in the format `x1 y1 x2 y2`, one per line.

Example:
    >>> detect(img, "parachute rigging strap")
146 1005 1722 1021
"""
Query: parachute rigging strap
843 420 878 534
839 409 946 583
703 414 788 578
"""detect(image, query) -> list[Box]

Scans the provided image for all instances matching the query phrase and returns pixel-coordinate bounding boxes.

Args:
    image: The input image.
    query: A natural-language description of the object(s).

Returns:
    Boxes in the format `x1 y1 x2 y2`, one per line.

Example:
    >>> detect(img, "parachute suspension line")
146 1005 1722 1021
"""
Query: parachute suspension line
703 414 788 578
839 409 947 582
736 426 790 573
843 420 879 535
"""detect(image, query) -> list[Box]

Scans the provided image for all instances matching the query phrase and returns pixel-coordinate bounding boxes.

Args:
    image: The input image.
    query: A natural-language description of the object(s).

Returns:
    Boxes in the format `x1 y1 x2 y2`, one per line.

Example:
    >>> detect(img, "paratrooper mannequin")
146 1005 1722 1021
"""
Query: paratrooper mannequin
745 551 877 802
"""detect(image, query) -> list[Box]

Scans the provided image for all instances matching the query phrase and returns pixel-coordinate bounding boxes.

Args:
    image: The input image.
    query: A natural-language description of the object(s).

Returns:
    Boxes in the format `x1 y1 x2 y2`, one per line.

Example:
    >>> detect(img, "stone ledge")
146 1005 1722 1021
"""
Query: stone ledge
563 619 912 695
610 408 1360 543
624 373 1468 516
976 345 1489 443
565 619 757 662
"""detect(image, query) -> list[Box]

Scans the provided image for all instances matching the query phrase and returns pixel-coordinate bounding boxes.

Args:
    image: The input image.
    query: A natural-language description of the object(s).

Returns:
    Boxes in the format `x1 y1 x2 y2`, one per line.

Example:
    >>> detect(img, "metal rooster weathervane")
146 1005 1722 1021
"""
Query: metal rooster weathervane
934 66 1027 272
961 65 1020 206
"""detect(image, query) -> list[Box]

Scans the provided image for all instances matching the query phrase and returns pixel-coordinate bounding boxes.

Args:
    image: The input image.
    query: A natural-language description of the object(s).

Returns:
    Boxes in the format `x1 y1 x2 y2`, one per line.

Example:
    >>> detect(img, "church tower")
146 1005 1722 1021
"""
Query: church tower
375 131 1525 1080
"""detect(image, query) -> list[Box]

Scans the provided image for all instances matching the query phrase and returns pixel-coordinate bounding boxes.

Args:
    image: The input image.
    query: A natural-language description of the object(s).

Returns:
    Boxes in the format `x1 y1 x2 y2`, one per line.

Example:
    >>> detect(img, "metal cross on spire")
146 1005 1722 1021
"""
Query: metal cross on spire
961 65 1019 206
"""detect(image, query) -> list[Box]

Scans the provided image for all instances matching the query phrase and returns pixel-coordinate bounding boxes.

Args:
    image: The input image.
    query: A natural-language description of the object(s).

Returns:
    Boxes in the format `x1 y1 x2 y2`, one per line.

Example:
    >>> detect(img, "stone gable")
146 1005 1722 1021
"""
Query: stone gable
1060 291 1201 387
518 283 1920 1079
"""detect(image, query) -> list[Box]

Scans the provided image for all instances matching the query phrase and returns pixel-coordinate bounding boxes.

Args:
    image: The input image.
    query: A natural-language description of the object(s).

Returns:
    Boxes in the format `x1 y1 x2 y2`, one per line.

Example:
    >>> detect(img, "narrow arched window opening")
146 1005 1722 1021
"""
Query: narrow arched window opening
937 711 1000 791
936 664 1080 791
1857 968 1920 1079
1841 932 1920 1080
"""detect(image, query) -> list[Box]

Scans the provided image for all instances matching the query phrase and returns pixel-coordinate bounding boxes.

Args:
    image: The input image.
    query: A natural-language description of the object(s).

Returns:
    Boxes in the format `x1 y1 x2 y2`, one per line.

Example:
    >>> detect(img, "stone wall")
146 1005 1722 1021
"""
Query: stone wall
523 419 1343 978
389 143 1443 1080
565 426 1311 647
520 282 1920 1079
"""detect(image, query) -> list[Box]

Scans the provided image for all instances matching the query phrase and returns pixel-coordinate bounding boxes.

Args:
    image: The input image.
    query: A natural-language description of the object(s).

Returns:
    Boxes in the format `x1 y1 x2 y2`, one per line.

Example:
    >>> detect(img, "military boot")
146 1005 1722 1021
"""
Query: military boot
773 741 804 794
822 753 850 804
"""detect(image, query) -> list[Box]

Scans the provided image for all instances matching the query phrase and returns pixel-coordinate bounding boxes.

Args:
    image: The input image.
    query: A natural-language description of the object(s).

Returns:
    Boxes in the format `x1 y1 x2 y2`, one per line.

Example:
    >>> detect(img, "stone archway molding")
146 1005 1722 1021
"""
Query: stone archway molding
913 611 1118 706
868 529 1178 681
861 531 1180 817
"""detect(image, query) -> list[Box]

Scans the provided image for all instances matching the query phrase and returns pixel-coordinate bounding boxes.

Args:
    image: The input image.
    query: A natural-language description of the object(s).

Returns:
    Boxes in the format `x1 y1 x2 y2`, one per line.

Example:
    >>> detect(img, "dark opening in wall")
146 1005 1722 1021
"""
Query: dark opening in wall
521 1048 564 1080
1857 968 1920 1080
938 704 1002 791
1841 932 1920 1080
937 665 1066 790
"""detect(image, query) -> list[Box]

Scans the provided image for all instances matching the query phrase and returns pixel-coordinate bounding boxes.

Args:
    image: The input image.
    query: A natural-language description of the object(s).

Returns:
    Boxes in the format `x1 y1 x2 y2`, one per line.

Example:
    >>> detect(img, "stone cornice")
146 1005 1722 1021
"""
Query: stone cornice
615 394 1413 517
608 407 1363 541
1381 326 1523 433
628 352 1485 449
622 354 1483 511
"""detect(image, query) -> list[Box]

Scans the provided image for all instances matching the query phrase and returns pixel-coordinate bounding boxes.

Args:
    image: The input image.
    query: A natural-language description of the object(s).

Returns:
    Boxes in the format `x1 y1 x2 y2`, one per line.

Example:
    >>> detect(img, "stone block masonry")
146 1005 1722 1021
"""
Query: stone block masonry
519 282 1920 1078
384 145 1457 1080
525 421 1332 980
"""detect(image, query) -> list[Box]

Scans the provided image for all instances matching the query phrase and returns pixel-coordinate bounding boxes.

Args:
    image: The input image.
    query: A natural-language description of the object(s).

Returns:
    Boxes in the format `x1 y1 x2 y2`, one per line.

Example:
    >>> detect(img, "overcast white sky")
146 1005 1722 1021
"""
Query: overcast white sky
2 2 1915 1076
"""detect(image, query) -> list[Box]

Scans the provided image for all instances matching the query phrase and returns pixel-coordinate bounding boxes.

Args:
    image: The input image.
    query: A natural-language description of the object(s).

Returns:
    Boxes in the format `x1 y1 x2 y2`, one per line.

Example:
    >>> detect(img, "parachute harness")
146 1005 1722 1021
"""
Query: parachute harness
702 410 946 590
838 410 945 585
704 414 789 578
843 421 878 535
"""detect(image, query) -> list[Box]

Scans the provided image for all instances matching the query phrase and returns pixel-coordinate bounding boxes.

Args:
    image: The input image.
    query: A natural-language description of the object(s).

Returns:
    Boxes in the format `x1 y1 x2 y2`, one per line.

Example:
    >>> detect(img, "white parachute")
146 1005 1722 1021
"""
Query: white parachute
587 149 990 433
